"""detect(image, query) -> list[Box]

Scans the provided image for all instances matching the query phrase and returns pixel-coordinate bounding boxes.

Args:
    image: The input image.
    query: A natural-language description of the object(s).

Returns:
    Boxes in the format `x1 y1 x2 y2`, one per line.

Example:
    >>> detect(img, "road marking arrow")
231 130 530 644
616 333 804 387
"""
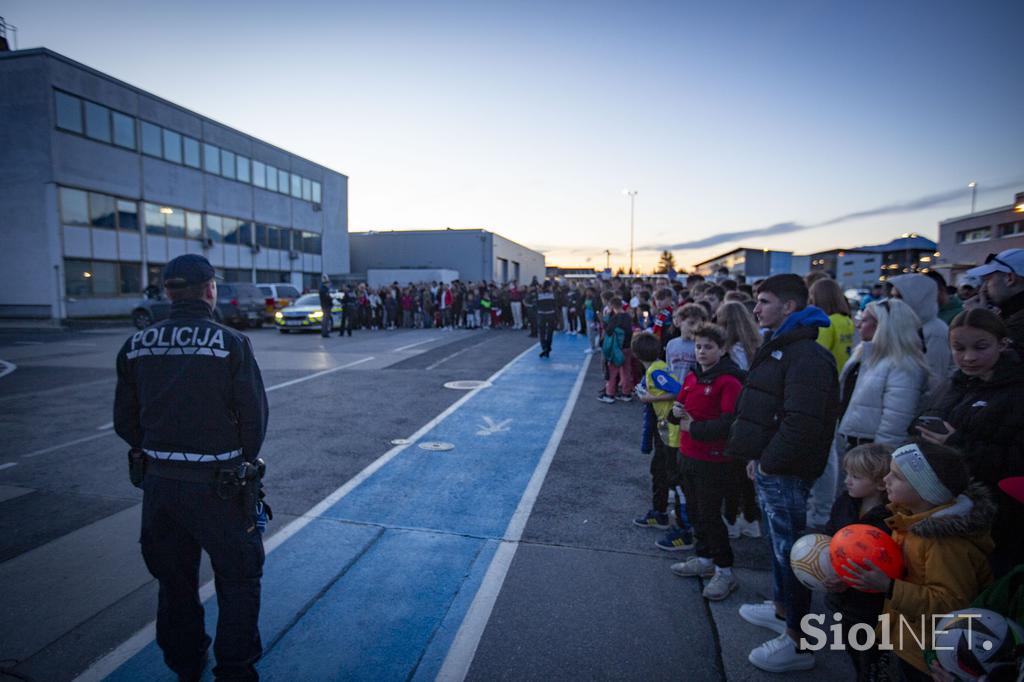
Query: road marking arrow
476 416 512 436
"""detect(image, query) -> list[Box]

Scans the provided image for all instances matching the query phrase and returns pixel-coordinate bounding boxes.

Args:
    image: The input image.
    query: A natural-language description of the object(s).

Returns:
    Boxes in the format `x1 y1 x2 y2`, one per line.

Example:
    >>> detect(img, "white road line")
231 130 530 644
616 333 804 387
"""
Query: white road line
394 337 441 352
0 359 16 380
74 342 540 682
0 377 115 402
66 342 98 347
437 351 592 681
0 462 18 471
425 346 471 371
17 357 376 460
97 422 114 431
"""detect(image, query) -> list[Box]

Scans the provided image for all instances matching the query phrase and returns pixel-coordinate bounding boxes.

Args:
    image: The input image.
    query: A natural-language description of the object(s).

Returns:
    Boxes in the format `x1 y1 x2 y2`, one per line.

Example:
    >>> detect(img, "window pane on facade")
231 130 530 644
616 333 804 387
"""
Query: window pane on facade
302 178 312 201
186 211 203 240
183 137 201 168
221 149 236 179
205 215 223 242
236 156 250 183
144 203 166 235
291 173 302 198
162 129 182 164
238 222 253 246
165 207 185 238
256 223 268 247
116 199 138 230
55 92 83 133
89 193 117 229
312 181 321 203
59 187 89 225
119 262 142 294
265 165 278 192
204 143 220 174
222 218 240 244
147 264 163 288
65 259 91 296
252 161 266 188
84 101 111 143
112 111 136 149
141 121 162 156
91 261 118 296
278 169 289 194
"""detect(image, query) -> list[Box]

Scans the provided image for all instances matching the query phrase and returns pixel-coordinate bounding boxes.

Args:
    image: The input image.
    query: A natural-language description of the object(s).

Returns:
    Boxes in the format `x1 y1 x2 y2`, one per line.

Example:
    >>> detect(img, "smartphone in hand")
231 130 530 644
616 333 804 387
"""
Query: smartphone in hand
913 416 949 435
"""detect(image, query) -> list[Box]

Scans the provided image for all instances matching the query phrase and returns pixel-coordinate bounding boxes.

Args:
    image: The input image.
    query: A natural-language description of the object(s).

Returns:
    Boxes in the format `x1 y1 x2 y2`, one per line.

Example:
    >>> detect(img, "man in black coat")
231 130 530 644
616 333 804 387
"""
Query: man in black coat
966 248 1024 351
724 274 839 673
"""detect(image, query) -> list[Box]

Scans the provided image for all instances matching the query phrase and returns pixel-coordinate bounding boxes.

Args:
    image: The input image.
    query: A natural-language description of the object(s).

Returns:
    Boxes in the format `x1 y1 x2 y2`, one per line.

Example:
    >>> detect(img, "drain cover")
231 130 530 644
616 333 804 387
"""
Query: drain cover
443 380 492 390
419 441 455 452
390 438 412 445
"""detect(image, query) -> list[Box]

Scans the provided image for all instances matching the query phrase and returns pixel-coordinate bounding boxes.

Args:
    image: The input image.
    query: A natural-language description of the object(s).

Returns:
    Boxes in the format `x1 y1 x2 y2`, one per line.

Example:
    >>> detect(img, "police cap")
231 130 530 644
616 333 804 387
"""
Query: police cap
163 254 218 289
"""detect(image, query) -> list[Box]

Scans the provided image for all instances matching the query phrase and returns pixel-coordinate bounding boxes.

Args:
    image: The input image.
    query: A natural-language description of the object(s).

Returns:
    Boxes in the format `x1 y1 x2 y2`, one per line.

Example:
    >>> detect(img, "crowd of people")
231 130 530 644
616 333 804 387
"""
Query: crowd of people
558 250 1024 681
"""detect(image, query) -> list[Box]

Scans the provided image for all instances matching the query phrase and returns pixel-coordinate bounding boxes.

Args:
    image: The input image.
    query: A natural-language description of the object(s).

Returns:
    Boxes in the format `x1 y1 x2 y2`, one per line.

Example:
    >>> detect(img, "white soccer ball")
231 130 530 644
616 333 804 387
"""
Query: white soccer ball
789 533 836 591
933 608 1024 681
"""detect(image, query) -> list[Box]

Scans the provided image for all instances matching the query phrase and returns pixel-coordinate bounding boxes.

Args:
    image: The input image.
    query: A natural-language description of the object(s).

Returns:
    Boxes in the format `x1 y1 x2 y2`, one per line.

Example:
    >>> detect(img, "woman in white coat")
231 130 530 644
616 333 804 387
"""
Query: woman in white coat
806 298 931 528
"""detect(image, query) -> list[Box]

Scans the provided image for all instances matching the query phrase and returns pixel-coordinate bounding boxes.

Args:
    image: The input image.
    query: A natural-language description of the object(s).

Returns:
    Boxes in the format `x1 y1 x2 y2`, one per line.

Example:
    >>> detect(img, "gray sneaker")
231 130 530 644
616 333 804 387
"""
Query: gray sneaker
670 557 715 578
702 571 739 601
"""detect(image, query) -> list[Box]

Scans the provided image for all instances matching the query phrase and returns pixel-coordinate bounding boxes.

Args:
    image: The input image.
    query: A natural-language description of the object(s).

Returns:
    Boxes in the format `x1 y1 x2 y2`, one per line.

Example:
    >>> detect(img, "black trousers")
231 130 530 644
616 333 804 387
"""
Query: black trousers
140 475 264 681
527 309 538 336
723 458 761 523
538 316 555 352
677 456 734 567
650 431 678 516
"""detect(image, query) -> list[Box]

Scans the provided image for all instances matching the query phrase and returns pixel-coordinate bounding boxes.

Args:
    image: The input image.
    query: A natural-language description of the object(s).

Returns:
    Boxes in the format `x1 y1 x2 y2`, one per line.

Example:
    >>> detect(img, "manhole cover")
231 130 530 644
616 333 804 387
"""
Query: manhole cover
419 441 455 452
390 438 412 445
443 380 492 390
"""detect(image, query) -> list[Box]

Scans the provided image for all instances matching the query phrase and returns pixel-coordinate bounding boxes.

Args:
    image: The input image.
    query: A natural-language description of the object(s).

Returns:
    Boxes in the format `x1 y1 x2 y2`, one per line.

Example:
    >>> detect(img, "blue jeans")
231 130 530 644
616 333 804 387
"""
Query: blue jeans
755 467 811 633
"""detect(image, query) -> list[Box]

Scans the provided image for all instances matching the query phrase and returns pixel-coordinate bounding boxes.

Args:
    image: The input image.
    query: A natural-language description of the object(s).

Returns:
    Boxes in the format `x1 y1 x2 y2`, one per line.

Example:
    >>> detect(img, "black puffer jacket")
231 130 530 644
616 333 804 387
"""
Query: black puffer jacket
825 492 890 623
724 309 840 481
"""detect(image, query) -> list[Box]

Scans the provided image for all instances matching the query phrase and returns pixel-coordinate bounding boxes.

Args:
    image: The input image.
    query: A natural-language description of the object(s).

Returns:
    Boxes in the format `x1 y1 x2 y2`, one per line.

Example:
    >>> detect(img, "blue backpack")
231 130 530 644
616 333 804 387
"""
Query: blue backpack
601 327 625 367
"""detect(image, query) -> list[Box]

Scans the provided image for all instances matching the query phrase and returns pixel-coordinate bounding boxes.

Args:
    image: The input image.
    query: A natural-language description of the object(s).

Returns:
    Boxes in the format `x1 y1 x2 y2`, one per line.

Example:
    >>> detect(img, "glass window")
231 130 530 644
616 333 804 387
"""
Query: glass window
55 92 83 133
238 222 253 246
59 187 90 225
119 262 142 294
186 211 203 240
84 101 111 143
91 261 118 296
256 223 268 247
253 161 266 188
265 165 278 192
312 181 322 203
112 111 135 149
116 199 138 231
221 149 236 179
278 169 289 194
147 264 163 289
291 173 302 198
162 129 182 164
141 121 162 157
302 178 312 201
305 231 321 254
165 207 185 238
183 137 201 168
222 217 240 244
205 215 223 242
65 259 91 296
236 156 250 183
89 193 117 229
144 203 166 235
204 143 220 174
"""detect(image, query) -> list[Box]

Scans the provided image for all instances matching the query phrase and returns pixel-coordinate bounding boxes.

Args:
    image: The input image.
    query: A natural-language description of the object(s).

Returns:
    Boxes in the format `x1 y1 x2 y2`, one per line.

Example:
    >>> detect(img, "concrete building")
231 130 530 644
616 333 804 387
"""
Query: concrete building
864 235 938 282
0 48 349 319
934 191 1024 282
807 249 882 289
692 248 795 280
349 229 545 285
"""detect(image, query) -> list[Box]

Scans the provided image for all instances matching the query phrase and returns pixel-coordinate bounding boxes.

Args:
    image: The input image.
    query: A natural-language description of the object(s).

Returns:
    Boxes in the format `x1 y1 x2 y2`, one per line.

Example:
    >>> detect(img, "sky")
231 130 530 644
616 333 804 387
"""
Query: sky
6 0 1023 272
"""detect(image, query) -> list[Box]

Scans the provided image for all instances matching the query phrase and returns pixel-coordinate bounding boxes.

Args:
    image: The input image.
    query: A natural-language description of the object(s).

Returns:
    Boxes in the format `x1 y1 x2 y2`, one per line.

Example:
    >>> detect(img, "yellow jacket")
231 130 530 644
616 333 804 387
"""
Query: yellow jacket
816 313 855 373
645 360 680 448
879 484 995 673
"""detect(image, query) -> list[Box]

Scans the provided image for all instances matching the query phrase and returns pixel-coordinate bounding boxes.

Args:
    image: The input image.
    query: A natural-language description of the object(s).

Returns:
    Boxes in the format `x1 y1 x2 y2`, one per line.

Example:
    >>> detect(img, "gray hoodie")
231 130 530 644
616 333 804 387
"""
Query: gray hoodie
889 274 953 398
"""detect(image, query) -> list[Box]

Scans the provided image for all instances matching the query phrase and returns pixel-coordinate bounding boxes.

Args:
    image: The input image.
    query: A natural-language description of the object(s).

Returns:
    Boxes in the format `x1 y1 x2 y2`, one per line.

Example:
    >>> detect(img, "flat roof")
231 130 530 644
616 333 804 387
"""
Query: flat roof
351 228 542 255
692 247 788 267
0 47 347 178
939 203 1015 225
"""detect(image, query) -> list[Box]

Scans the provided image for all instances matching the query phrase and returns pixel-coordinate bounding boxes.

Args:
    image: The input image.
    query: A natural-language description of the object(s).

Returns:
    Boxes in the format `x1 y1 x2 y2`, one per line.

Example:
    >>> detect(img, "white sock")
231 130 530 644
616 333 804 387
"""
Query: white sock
696 556 714 568
715 566 733 576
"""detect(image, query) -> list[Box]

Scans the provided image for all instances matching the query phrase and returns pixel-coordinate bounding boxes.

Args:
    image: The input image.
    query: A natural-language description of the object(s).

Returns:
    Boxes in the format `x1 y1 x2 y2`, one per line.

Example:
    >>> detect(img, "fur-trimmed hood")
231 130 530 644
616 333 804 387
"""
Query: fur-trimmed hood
887 482 996 545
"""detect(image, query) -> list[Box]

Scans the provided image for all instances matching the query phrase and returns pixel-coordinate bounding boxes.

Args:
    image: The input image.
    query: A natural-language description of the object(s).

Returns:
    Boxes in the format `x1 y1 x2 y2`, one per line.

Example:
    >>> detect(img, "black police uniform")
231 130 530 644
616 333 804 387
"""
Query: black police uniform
114 256 269 682
536 288 557 357
318 281 333 337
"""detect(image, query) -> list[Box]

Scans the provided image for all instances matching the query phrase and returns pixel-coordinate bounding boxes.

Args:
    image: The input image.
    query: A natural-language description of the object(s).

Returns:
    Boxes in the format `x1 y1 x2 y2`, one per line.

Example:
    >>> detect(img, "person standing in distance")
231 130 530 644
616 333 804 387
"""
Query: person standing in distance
536 281 557 357
318 274 333 338
115 254 269 682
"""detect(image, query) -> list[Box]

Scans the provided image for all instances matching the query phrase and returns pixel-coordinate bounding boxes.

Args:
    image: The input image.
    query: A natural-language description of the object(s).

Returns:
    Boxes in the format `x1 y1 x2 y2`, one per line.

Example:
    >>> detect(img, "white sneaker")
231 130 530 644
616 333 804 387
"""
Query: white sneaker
742 520 761 538
671 557 715 578
723 516 741 539
702 569 739 601
748 633 814 673
738 601 787 635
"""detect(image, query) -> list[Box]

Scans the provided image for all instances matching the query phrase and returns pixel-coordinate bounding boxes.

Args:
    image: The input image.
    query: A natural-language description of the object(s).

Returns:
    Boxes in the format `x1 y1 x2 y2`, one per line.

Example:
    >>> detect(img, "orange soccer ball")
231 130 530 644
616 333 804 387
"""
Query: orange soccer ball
829 524 904 592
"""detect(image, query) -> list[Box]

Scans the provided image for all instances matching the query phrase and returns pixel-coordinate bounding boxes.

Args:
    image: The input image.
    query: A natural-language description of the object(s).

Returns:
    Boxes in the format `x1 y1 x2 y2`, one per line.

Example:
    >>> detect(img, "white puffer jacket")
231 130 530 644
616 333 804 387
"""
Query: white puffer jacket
837 343 929 445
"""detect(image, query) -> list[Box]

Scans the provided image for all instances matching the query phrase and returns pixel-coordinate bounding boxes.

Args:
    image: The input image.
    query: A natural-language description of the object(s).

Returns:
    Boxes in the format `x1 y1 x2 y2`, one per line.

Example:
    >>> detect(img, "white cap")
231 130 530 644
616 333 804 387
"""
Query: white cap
957 273 982 289
965 248 1024 279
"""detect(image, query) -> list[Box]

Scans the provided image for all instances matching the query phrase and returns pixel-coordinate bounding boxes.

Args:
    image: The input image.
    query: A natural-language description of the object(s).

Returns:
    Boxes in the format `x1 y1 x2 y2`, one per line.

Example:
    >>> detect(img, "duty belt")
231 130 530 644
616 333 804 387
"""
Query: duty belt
144 448 242 463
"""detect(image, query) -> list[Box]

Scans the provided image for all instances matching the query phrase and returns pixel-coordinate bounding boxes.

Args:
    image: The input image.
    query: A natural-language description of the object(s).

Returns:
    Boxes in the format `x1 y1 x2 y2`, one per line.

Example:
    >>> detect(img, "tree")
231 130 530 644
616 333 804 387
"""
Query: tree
655 250 676 274
615 267 626 276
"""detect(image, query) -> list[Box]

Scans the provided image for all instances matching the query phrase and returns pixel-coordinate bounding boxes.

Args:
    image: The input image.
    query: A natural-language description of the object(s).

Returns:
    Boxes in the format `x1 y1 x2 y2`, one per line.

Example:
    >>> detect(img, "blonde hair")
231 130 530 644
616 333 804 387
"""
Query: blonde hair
715 301 762 362
844 443 894 484
858 298 930 376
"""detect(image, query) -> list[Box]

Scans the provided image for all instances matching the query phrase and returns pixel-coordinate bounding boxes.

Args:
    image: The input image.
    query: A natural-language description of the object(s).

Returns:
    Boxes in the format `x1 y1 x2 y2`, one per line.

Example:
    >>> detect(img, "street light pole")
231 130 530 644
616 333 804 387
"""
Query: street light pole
604 249 611 270
623 190 638 274
968 181 977 214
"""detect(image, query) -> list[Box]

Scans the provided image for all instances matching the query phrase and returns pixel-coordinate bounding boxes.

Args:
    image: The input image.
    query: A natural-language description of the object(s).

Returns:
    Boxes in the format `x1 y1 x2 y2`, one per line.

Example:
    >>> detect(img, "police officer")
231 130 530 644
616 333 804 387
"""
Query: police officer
114 254 269 682
536 281 557 358
318 274 333 338
524 284 538 338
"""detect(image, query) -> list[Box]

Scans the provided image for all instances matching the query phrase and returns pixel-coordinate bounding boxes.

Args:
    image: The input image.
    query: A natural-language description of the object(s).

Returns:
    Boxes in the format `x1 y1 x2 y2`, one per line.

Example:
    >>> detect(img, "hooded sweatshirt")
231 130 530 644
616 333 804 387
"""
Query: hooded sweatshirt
889 274 953 400
880 483 995 673
674 355 745 461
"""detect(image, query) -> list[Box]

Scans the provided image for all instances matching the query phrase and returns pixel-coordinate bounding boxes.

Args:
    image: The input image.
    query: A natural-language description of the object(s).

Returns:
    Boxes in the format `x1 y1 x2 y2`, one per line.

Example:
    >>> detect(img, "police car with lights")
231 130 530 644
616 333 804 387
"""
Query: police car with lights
274 292 344 333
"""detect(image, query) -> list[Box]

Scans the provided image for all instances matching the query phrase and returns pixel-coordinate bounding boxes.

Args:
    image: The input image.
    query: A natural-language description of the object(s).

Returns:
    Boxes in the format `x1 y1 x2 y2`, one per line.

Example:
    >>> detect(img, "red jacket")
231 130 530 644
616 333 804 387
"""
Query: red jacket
676 357 745 462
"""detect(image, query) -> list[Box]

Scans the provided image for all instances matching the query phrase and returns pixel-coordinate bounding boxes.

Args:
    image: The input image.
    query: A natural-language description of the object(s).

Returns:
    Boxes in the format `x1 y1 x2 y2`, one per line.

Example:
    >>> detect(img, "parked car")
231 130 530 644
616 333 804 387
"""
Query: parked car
129 282 265 330
275 293 343 333
257 283 301 322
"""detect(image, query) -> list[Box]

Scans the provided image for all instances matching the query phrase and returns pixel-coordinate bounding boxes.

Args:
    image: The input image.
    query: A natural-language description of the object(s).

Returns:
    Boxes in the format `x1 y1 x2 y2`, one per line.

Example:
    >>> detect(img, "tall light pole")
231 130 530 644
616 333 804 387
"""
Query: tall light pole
623 189 638 274
968 181 977 214
604 249 611 270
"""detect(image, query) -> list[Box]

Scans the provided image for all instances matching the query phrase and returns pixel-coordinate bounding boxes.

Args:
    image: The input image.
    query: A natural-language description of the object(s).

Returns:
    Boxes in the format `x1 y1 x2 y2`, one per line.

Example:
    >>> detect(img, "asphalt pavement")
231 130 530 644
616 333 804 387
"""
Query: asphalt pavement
0 324 852 681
